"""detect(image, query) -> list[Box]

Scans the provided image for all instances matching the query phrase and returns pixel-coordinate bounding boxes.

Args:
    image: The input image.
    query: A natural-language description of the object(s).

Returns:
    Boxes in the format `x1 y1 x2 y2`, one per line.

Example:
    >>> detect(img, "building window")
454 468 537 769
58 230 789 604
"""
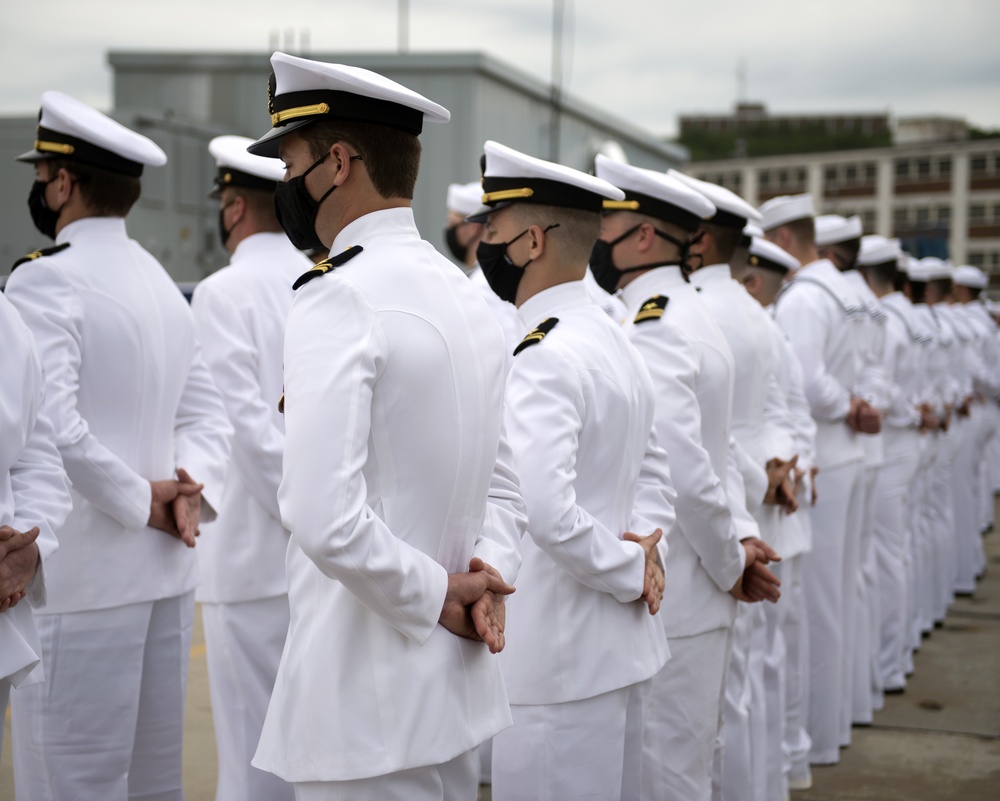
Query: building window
845 164 858 184
916 207 930 226
916 158 931 178
731 172 743 190
796 168 807 184
968 251 985 267
971 155 988 176
864 162 877 182
895 159 909 179
937 205 951 224
938 158 952 178
970 203 986 223
825 166 838 183
992 203 1000 222
759 170 770 188
778 169 789 187
992 252 1000 268
894 207 908 228
862 210 876 230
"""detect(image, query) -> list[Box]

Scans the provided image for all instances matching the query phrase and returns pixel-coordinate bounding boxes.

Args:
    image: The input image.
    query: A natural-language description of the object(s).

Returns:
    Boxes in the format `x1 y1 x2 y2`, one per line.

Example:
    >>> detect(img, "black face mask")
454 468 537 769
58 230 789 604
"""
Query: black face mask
274 153 361 251
476 224 559 304
28 176 63 240
217 202 235 250
589 225 703 294
444 224 468 264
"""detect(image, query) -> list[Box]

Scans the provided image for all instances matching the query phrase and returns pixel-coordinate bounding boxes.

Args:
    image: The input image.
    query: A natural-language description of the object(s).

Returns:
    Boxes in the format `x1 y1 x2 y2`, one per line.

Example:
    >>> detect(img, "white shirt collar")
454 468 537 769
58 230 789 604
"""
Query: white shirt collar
56 216 128 245
620 265 687 310
517 279 592 330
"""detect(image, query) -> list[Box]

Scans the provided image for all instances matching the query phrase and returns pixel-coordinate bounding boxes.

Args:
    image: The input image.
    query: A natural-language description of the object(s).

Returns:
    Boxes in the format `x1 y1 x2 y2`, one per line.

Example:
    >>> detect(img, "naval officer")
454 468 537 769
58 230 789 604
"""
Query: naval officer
190 135 309 801
470 140 674 801
6 90 232 800
246 53 527 800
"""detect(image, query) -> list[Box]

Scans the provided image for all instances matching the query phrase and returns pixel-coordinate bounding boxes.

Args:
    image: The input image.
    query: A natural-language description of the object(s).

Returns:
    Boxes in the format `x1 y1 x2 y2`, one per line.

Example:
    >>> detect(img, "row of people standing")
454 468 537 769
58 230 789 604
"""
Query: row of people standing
2 50 997 801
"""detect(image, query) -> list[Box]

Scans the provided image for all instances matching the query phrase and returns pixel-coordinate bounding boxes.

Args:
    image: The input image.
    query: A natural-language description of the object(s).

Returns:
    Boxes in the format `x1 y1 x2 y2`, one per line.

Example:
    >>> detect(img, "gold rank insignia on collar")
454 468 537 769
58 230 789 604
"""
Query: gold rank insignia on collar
292 245 364 290
633 295 668 324
513 317 559 356
10 242 71 274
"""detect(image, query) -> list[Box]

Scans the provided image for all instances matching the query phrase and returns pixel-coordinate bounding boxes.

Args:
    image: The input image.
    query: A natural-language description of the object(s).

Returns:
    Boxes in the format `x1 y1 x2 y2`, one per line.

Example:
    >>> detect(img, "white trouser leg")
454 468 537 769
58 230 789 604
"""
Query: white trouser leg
762 560 789 801
778 556 811 782
0 678 9 759
851 465 879 727
952 418 979 593
746 605 770 801
716 605 753 800
202 596 294 801
293 748 478 801
493 684 636 801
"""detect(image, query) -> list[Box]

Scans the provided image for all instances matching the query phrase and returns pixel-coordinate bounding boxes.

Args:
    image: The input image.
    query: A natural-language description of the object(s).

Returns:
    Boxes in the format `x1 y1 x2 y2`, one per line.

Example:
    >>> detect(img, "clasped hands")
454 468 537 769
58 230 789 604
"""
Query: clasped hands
0 524 41 612
731 537 781 604
765 455 799 514
848 396 882 434
440 557 515 654
148 467 203 548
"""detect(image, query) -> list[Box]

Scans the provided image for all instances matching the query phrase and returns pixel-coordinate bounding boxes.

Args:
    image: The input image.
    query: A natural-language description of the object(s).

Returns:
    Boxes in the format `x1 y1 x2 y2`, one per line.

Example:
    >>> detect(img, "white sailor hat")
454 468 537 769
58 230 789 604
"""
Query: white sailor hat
857 235 902 267
815 214 863 247
759 194 815 232
17 90 166 177
747 236 800 274
446 181 484 217
594 156 714 231
466 141 624 223
952 265 988 290
248 52 450 158
668 170 761 229
908 257 951 283
208 135 283 199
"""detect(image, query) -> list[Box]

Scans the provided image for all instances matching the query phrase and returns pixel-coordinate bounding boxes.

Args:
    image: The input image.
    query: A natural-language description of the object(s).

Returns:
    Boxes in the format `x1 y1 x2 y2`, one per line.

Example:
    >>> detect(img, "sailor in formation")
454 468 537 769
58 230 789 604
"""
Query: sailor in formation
3 51 997 801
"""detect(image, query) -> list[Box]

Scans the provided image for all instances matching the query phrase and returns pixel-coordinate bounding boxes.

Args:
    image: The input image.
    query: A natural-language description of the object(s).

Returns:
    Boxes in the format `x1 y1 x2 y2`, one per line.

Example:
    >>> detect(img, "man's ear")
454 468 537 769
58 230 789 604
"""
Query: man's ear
527 223 548 260
328 142 357 187
53 167 76 205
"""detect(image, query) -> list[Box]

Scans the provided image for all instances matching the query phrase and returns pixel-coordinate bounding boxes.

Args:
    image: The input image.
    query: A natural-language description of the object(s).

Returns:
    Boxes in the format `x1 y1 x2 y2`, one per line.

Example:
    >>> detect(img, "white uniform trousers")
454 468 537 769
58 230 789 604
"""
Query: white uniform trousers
873 448 921 691
911 438 938 641
955 410 988 591
713 606 753 801
774 555 811 785
293 748 478 801
746 605 770 801
202 596 293 801
493 680 649 801
642 627 729 801
11 591 195 801
931 425 960 617
762 561 792 801
801 458 864 764
850 465 881 728
1 678 9 758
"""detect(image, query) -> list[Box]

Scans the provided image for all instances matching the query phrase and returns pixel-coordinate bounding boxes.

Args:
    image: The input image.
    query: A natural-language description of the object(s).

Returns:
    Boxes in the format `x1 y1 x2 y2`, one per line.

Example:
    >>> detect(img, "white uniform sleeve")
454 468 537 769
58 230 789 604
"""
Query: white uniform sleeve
6 263 152 532
279 279 450 644
628 320 745 594
191 282 282 522
504 344 645 604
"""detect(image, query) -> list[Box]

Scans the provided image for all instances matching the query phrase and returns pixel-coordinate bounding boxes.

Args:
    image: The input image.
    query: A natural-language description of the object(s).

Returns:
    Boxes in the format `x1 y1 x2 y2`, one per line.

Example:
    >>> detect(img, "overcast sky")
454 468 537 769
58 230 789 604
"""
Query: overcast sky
2 0 998 138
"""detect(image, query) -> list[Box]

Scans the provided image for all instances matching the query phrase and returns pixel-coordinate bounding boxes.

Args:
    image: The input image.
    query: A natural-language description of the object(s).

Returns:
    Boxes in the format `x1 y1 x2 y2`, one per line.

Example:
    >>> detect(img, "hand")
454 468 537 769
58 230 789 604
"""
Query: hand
439 558 515 652
0 526 41 609
918 403 939 434
148 473 204 547
848 398 882 434
624 528 665 615
730 538 781 604
810 466 820 507
765 455 799 514
957 396 973 418
172 468 203 547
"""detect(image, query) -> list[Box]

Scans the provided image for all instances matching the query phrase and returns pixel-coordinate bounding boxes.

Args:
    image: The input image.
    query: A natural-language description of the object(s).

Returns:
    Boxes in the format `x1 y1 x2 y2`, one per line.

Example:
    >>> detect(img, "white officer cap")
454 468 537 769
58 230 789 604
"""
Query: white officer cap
759 194 815 232
467 141 624 223
952 265 988 289
446 181 483 217
593 156 715 231
748 236 800 274
668 170 762 228
744 222 764 238
857 235 902 267
815 214 863 247
208 135 284 199
17 90 166 177
248 52 450 158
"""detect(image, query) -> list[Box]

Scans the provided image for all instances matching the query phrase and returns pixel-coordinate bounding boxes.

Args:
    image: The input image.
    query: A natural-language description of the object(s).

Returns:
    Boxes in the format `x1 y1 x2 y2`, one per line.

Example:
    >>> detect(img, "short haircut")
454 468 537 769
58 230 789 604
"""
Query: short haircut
703 221 743 263
299 119 421 199
227 186 280 229
781 217 815 250
508 203 600 266
45 158 141 217
928 277 952 298
860 260 898 290
820 239 861 270
908 279 927 304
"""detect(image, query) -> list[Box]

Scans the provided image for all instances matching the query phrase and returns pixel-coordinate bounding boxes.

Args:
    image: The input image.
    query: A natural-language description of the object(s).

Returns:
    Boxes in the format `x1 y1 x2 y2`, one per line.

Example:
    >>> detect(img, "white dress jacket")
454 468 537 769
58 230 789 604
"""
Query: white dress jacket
4 217 232 614
191 232 311 604
0 293 69 686
254 208 526 782
500 280 673 706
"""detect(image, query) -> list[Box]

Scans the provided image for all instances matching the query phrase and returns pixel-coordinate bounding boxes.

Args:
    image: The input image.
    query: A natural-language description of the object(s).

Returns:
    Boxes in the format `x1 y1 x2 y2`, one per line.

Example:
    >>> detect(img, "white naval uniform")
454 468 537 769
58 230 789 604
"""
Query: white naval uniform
492 279 673 801
876 292 928 691
774 258 864 765
191 232 310 801
620 267 747 801
5 216 232 801
690 263 796 801
253 208 526 796
0 292 71 756
469 264 524 355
